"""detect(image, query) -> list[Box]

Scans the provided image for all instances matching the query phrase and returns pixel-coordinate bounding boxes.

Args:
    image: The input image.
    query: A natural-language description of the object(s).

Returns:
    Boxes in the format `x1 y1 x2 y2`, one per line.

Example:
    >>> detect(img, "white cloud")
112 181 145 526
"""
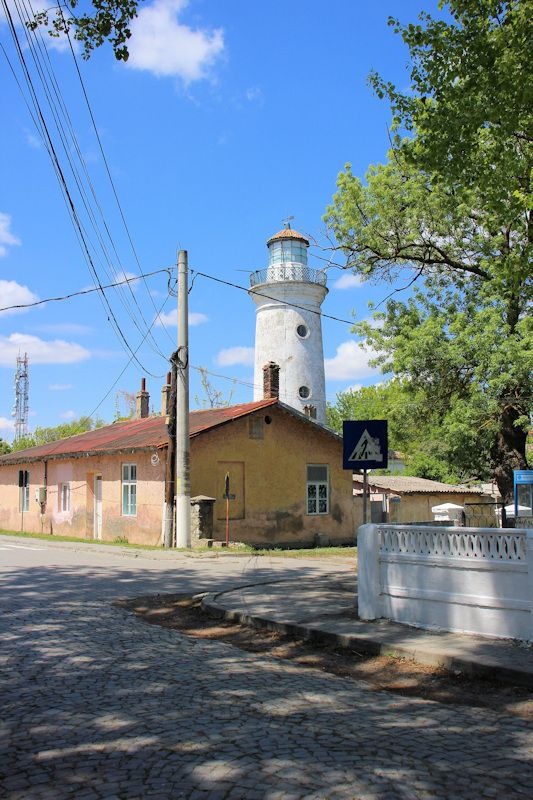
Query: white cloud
0 280 39 316
0 416 15 432
332 273 361 290
245 86 262 102
24 129 42 149
156 309 208 326
324 340 378 381
35 323 93 335
60 410 77 420
127 0 224 82
343 383 363 394
215 346 254 367
0 333 90 366
115 270 140 289
49 383 74 391
0 213 21 258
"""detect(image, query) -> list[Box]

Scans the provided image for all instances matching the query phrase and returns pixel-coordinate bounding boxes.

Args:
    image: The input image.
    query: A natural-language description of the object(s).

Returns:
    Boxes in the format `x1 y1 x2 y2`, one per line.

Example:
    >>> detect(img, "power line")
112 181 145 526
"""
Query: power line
190 270 355 325
1 0 162 376
17 0 168 361
38 292 172 460
0 267 173 313
58 9 175 347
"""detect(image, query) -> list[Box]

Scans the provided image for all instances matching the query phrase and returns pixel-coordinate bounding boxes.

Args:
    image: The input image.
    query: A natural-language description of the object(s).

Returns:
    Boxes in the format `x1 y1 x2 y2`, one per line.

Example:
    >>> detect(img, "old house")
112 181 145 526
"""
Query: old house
0 372 357 547
353 474 490 525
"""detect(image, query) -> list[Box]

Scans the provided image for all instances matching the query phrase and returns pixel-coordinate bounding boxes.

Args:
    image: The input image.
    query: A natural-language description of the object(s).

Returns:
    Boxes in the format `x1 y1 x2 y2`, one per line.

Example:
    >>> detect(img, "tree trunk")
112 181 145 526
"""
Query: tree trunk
491 405 529 502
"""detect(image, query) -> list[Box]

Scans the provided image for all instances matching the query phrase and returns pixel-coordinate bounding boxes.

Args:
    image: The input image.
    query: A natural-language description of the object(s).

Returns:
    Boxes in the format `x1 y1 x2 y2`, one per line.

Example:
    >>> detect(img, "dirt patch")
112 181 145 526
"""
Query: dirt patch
117 593 533 721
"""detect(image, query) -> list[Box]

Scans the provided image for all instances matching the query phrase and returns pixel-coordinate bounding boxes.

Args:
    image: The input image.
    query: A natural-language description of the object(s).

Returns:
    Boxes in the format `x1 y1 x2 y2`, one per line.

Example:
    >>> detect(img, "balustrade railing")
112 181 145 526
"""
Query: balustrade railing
250 265 327 287
379 525 526 561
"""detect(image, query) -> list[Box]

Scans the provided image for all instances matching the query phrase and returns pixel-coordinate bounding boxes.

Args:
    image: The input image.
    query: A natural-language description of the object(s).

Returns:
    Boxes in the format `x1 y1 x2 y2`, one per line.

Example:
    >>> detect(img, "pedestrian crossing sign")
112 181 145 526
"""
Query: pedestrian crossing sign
342 420 388 470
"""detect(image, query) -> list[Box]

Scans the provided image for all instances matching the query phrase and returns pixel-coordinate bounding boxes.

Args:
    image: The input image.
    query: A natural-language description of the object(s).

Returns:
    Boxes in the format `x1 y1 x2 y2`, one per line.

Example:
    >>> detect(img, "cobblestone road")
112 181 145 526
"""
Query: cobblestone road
1 541 532 799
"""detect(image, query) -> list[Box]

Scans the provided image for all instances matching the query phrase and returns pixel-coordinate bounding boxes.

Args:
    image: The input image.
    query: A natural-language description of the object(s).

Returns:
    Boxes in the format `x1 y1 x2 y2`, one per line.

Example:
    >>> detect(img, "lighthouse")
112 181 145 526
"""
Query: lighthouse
249 223 328 423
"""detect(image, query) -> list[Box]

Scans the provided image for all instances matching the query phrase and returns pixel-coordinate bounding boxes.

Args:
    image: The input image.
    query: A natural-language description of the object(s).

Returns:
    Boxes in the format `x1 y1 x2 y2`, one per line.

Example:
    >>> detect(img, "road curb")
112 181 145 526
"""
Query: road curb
201 592 533 689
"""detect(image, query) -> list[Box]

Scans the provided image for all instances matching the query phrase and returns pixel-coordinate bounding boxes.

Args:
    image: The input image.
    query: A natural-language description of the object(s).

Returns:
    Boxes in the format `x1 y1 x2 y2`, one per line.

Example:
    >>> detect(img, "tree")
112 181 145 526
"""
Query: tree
11 416 105 452
114 389 136 421
325 0 532 500
0 438 12 455
327 381 464 483
28 0 143 61
193 368 236 409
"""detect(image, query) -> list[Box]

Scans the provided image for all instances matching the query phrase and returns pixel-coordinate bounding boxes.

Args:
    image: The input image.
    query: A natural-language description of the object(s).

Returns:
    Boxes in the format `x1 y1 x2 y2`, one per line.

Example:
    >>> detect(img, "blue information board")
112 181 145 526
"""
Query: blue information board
343 420 388 471
514 470 533 517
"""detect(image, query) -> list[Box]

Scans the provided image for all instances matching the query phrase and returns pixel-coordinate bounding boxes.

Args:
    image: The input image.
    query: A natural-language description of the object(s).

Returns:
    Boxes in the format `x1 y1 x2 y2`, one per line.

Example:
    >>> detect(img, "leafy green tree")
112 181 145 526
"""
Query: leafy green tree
327 381 463 483
325 0 532 500
11 416 105 452
29 0 142 61
0 438 12 455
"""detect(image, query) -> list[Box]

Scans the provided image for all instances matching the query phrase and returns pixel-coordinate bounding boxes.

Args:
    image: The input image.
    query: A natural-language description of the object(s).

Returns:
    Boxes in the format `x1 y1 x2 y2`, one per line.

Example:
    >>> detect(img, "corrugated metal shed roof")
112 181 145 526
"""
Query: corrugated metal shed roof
0 399 279 465
353 475 482 495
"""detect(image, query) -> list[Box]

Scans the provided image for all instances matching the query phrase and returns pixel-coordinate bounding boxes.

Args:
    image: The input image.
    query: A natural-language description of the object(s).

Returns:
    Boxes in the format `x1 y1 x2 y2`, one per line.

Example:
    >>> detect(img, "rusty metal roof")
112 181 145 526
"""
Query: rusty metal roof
0 399 279 465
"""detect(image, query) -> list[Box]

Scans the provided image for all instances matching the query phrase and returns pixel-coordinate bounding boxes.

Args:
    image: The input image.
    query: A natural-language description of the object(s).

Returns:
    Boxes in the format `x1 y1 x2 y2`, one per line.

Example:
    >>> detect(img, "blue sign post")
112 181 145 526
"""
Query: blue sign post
343 420 388 524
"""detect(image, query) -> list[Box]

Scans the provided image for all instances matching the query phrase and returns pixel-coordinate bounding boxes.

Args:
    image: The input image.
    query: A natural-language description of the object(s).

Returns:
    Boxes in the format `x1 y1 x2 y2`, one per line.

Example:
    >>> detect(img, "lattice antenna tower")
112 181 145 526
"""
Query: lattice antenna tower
12 353 29 441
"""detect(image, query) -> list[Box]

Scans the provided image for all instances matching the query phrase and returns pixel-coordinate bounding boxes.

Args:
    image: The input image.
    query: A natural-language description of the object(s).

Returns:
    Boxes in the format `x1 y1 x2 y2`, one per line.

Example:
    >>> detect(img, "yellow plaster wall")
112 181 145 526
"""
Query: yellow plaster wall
190 407 359 546
388 492 488 523
0 453 165 545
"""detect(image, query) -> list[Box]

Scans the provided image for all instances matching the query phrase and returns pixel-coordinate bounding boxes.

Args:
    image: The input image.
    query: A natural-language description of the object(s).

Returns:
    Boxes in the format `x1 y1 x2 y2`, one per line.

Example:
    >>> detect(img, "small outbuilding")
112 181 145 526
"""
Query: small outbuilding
353 474 489 525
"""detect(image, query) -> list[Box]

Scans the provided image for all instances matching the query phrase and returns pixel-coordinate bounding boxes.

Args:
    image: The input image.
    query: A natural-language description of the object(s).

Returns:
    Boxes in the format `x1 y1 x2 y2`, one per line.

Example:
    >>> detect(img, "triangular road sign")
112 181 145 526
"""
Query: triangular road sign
348 429 384 463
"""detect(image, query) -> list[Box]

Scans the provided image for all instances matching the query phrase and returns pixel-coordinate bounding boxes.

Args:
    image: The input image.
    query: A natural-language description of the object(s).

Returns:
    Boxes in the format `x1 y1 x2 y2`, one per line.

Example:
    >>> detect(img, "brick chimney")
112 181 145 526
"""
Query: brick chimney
161 372 171 416
136 377 150 419
263 362 280 400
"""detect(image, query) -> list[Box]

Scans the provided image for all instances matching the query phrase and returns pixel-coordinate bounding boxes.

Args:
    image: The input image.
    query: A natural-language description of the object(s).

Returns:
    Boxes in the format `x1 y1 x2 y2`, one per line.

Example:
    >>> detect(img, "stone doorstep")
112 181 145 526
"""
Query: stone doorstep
201 591 533 689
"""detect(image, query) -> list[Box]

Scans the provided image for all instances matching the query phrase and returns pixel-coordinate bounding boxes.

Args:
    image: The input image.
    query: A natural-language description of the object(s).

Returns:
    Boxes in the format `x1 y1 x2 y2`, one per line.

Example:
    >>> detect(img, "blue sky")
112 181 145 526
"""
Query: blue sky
0 0 441 437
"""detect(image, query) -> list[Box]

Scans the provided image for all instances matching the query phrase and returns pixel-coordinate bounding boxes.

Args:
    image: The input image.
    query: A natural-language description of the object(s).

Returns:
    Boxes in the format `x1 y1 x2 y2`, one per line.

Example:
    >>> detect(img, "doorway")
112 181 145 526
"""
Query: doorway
94 475 102 539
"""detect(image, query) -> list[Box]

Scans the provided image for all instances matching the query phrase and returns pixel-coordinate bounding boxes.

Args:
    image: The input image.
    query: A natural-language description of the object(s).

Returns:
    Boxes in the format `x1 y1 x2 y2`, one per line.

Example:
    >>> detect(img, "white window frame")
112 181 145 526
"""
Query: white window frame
60 482 70 513
19 470 29 512
122 463 137 517
306 464 329 516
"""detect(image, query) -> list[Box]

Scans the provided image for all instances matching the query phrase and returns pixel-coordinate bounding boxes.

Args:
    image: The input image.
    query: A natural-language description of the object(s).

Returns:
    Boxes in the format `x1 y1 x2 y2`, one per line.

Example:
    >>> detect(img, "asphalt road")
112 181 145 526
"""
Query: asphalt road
1 537 531 799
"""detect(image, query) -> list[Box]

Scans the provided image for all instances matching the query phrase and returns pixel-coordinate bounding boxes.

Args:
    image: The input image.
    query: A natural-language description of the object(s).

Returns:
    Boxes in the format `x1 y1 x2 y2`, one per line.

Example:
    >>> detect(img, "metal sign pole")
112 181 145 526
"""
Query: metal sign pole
363 469 368 524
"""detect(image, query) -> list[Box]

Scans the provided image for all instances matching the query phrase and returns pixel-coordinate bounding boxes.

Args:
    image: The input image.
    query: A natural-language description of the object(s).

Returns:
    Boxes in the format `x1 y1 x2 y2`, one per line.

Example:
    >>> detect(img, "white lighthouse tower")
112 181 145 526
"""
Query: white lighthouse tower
249 223 328 423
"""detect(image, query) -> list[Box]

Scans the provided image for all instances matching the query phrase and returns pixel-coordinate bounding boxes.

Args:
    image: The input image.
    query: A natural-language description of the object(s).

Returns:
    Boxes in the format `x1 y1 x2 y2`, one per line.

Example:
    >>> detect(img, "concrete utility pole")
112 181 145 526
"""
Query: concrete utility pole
163 366 176 548
175 250 191 548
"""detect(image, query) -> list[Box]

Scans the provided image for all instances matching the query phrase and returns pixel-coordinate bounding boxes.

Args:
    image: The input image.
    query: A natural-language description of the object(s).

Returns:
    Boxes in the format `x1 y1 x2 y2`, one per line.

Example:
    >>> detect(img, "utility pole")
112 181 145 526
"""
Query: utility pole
163 366 176 548
175 250 191 548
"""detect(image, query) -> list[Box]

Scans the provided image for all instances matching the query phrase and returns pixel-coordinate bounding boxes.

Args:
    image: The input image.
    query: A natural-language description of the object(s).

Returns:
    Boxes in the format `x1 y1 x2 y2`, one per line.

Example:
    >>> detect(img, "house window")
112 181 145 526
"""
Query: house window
122 463 137 516
60 483 70 512
249 416 264 440
307 465 329 515
18 470 29 512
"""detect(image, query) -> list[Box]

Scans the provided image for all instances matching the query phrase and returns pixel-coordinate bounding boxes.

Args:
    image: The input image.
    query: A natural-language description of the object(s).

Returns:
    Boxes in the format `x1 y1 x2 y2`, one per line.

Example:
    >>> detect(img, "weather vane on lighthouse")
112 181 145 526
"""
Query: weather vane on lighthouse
282 215 294 229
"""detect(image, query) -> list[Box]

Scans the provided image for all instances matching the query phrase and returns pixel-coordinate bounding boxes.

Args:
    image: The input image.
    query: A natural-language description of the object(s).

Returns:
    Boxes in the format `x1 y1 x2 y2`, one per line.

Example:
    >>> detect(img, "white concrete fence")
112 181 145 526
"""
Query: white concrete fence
358 523 533 641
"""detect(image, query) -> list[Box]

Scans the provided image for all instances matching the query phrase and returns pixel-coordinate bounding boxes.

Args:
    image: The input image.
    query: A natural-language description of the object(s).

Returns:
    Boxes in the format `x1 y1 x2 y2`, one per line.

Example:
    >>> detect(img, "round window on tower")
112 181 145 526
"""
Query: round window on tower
299 386 310 399
296 324 309 339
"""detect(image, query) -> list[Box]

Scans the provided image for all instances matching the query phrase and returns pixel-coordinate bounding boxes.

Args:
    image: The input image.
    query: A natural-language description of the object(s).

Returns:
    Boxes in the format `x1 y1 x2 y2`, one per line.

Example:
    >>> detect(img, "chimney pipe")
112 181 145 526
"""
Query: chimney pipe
263 362 280 400
161 372 172 417
136 377 150 419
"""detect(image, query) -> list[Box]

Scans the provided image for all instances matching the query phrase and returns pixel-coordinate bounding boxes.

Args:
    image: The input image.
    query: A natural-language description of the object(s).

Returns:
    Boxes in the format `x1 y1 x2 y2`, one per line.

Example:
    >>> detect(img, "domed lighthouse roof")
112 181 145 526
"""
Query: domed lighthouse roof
266 226 310 247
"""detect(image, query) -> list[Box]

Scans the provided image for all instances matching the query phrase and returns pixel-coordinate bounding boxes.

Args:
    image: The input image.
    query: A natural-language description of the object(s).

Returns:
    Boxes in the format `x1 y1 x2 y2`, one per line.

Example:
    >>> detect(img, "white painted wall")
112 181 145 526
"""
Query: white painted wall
358 523 533 641
251 278 328 423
